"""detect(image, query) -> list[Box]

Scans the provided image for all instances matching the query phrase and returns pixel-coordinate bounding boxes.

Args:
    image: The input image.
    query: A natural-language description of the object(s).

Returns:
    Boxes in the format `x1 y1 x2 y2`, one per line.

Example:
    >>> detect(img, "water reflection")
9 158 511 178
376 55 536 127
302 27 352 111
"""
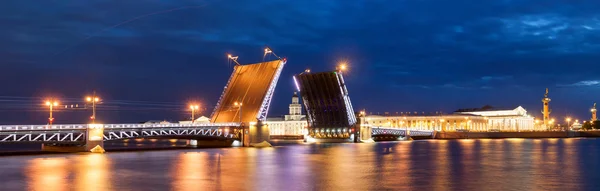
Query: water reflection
172 152 209 190
27 157 69 191
3 139 599 190
74 154 112 191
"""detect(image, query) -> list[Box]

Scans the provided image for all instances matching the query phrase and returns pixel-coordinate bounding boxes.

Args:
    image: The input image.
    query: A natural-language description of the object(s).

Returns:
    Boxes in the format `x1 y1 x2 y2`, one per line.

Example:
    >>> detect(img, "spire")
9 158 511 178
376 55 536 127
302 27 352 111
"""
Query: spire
545 88 549 98
292 91 298 97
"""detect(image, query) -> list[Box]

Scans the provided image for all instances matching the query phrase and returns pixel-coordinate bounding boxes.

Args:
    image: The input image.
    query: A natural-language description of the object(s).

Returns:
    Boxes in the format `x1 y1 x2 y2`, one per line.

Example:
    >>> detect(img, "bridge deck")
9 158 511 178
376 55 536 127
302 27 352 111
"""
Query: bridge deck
211 60 285 123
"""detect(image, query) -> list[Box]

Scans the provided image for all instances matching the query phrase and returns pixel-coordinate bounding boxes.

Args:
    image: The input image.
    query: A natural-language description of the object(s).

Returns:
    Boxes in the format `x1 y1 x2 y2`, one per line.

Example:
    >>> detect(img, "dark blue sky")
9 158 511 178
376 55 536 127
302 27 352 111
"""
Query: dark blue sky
1 0 599 124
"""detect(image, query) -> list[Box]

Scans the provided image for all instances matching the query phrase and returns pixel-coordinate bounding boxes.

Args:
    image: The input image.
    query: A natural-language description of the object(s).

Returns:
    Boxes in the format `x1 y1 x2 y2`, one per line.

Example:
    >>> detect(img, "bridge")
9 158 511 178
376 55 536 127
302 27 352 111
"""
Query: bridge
0 123 242 152
294 70 359 142
370 127 435 141
0 49 438 152
0 123 240 143
0 48 287 152
295 69 434 142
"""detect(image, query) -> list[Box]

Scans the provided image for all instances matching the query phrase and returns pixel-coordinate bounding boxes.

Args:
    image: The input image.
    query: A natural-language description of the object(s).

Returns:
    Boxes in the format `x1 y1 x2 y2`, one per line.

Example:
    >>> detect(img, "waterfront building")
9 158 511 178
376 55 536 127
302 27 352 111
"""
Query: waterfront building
361 106 535 132
266 92 308 136
456 106 536 131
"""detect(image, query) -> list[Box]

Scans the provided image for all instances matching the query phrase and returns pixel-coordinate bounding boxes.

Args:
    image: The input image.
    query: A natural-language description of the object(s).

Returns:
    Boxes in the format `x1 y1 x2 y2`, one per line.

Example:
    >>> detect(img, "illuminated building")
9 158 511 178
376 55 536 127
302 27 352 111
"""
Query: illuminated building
361 106 535 132
266 92 308 136
456 106 535 131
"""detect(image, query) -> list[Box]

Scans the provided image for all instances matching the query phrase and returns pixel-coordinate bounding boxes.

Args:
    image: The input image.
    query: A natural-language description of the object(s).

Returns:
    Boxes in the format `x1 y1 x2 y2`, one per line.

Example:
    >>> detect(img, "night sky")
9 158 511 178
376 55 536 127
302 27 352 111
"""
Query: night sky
1 0 599 124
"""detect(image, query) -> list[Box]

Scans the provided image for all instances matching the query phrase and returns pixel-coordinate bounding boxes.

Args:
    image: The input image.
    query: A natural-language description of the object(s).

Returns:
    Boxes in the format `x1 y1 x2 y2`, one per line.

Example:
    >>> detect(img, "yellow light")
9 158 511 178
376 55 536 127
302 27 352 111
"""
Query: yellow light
45 101 51 106
86 97 92 102
339 64 347 71
566 117 571 122
227 54 232 58
94 97 99 102
53 102 59 106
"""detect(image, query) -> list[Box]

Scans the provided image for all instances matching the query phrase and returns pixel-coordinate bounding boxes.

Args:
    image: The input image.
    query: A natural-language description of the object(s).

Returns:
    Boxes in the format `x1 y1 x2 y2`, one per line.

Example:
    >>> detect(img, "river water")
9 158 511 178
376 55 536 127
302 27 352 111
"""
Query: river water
1 138 599 191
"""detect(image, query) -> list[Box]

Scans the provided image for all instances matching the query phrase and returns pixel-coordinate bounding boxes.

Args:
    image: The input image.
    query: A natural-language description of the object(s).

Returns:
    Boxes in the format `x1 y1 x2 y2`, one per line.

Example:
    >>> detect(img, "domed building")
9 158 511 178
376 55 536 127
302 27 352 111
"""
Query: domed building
266 92 308 138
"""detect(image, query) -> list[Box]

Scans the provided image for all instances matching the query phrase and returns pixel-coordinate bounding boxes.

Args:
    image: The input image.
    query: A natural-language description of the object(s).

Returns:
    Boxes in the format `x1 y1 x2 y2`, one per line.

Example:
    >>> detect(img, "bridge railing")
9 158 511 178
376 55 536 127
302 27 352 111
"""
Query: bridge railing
101 123 241 129
0 123 242 131
0 124 88 131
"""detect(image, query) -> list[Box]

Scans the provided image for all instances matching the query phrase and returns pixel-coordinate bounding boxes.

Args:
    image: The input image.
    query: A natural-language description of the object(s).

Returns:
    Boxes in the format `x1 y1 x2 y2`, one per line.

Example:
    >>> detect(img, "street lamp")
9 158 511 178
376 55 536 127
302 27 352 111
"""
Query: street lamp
566 117 572 129
227 54 240 65
337 63 347 71
86 92 100 123
45 99 59 125
190 104 200 123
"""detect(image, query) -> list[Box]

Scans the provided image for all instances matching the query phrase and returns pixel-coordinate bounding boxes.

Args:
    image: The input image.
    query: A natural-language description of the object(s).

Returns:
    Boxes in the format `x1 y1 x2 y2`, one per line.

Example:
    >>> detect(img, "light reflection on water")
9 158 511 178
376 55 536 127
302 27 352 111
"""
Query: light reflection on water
1 138 600 190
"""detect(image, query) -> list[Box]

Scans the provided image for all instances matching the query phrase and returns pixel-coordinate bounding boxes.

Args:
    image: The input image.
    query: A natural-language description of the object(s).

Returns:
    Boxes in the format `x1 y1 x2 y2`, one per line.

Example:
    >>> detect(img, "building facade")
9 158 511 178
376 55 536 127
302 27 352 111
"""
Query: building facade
267 92 308 136
361 106 536 132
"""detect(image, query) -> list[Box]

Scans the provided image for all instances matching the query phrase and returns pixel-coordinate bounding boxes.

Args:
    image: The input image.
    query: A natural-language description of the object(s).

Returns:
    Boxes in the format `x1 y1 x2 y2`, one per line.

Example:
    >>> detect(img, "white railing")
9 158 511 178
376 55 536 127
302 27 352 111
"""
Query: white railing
0 122 241 131
0 132 86 143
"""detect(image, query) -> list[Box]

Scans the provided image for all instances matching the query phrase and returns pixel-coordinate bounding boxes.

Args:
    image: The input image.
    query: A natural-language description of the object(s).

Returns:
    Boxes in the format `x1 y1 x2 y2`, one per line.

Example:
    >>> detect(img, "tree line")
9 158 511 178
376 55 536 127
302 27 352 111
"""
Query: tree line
582 121 600 130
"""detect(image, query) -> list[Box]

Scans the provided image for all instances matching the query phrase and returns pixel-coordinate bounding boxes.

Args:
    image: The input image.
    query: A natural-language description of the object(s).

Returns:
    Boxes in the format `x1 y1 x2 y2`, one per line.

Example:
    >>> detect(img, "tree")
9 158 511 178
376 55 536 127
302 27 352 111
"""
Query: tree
583 121 593 130
594 120 600 129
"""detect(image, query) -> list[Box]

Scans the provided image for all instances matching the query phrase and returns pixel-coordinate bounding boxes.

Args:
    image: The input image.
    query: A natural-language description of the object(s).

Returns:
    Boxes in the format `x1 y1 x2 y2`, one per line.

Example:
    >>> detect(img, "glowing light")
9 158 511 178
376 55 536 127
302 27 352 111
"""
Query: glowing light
293 76 301 92
338 63 347 71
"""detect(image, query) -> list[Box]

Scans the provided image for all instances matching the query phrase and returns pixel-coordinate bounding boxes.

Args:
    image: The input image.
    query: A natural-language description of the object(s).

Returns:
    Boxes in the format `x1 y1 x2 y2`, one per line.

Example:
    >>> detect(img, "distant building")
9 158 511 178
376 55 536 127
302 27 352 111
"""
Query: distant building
267 92 307 136
179 116 211 124
361 106 536 132
144 120 171 124
456 106 535 131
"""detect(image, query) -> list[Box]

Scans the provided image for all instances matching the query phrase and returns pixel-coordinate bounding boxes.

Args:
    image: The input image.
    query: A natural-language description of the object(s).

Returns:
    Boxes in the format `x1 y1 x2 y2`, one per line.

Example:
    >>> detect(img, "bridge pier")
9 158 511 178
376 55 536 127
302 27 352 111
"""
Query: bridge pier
359 125 372 142
243 121 271 147
41 124 105 153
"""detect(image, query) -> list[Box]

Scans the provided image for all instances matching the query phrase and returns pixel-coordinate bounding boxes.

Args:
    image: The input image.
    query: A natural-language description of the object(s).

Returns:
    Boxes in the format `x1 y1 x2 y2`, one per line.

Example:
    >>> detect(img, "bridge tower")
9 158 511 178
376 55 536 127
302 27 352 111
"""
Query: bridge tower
592 103 597 122
542 88 551 128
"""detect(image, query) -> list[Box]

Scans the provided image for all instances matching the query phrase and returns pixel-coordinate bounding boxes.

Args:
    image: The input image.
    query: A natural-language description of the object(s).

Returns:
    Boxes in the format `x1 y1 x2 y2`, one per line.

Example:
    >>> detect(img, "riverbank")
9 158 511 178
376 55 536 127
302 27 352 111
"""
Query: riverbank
435 131 600 139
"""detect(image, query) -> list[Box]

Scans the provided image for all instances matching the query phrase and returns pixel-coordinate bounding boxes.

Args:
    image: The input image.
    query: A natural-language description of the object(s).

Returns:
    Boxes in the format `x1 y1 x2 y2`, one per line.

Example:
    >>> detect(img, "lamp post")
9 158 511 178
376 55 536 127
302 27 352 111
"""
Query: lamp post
234 102 243 124
45 99 59 125
190 104 199 123
86 92 100 123
566 117 572 130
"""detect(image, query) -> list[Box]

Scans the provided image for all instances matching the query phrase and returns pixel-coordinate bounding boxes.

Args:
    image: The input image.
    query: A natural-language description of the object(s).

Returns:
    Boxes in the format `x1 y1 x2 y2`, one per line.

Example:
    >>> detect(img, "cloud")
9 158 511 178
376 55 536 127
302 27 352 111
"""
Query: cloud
560 80 600 87
481 76 513 81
